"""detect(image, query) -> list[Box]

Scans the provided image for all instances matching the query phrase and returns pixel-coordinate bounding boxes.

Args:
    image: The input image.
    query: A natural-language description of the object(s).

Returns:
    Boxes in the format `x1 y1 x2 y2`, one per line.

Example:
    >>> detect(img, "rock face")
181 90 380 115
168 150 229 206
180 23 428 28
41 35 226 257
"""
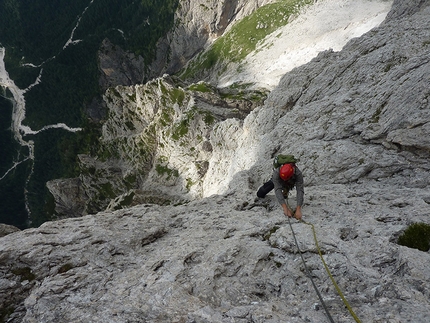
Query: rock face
2 0 430 322
98 38 146 91
46 178 87 219
63 77 267 214
0 224 20 238
1 185 429 322
151 0 278 77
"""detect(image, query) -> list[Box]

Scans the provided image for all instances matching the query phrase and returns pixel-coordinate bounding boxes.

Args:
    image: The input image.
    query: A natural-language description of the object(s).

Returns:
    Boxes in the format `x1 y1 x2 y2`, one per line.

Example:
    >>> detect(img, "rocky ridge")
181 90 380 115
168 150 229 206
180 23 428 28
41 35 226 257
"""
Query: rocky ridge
1 0 430 322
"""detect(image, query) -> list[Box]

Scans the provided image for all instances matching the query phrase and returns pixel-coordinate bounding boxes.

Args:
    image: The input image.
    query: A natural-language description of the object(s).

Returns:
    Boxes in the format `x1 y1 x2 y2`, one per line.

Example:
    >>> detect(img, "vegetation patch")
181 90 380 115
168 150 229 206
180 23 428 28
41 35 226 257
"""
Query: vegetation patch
171 108 198 141
114 191 136 210
186 178 195 191
264 226 280 241
0 305 15 323
371 105 383 123
200 110 215 126
155 164 179 179
160 107 174 126
188 82 214 93
98 182 116 200
398 222 430 251
124 174 137 189
172 119 190 140
11 267 36 282
169 88 186 105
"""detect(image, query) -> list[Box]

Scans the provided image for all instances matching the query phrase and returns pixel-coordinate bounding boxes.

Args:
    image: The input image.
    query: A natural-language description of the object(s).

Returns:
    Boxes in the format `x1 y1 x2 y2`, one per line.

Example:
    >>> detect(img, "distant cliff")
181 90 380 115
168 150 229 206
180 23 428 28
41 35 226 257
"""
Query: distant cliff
0 0 181 227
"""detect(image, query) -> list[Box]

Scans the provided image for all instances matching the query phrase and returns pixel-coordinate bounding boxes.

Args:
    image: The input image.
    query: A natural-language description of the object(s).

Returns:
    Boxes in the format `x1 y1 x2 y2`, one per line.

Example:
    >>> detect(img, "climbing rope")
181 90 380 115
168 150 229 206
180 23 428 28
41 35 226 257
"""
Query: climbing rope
287 216 335 323
301 220 363 323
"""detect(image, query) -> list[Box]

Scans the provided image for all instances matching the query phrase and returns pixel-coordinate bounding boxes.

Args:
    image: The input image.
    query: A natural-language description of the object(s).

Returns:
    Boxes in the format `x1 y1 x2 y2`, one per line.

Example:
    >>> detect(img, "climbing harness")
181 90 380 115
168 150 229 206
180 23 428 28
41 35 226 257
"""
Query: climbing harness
287 214 363 323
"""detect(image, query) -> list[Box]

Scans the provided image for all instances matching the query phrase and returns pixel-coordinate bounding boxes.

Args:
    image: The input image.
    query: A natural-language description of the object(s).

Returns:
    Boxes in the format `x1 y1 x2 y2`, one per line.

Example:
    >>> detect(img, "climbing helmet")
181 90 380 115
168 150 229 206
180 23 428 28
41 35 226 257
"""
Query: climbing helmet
279 163 294 181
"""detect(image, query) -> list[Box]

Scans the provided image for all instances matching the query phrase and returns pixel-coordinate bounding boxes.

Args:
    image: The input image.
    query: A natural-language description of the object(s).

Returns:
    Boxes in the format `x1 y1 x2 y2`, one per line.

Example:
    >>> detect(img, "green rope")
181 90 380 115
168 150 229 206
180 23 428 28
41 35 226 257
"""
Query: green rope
287 217 335 323
301 220 363 323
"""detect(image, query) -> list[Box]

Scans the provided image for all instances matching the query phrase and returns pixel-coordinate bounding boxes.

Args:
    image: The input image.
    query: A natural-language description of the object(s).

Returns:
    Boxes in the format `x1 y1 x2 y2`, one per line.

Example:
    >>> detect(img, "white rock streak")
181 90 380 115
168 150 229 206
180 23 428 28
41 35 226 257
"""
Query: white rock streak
63 0 95 49
0 48 82 158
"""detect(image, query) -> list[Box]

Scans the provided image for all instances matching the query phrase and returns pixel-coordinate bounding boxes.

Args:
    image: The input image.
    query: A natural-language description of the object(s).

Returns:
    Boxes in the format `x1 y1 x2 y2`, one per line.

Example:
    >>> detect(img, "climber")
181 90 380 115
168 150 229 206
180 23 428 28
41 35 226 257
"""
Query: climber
257 161 304 220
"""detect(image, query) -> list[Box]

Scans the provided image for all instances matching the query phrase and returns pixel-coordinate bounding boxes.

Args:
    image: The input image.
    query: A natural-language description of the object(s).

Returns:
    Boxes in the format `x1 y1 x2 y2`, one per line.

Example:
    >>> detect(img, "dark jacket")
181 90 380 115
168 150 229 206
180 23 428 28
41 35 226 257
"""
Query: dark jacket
272 165 304 206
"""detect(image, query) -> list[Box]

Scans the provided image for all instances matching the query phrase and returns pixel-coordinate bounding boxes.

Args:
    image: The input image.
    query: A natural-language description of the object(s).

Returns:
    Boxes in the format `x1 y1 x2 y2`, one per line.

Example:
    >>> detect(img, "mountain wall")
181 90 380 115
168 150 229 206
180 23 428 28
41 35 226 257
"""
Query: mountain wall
1 0 430 322
48 0 397 218
150 0 278 76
